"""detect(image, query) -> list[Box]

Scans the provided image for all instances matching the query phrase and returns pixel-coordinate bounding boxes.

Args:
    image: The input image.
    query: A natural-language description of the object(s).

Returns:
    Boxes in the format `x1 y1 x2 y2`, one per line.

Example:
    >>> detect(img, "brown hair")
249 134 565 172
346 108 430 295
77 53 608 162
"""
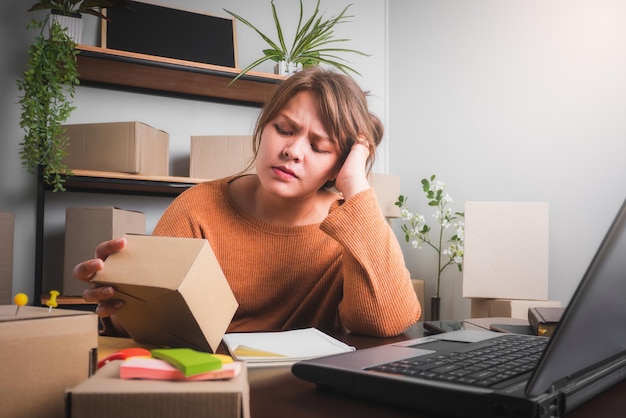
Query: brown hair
246 67 383 187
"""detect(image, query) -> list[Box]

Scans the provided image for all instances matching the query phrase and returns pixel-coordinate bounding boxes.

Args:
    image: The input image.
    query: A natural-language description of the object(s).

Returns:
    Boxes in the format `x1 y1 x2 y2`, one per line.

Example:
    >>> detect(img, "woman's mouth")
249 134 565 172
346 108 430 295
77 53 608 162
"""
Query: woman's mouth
273 166 297 179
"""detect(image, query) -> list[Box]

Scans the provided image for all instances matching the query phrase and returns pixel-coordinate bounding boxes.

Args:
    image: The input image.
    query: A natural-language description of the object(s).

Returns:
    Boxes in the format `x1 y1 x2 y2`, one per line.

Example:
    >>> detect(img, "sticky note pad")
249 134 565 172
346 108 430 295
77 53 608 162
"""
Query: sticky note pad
151 348 222 377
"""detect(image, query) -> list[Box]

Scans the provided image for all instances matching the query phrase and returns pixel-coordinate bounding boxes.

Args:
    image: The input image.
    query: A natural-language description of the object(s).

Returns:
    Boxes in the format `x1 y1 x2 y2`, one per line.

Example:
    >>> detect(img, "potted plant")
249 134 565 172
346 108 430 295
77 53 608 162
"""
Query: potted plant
27 1 131 43
17 18 79 192
395 175 465 320
224 0 368 83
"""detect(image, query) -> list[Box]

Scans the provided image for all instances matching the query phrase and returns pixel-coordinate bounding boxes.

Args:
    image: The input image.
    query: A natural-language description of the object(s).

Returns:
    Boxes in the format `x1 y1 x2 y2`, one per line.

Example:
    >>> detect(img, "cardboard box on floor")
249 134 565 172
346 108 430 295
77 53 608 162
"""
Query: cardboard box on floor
63 207 146 296
0 211 14 304
470 298 562 319
62 121 169 175
92 234 238 353
463 201 550 300
66 360 250 418
0 306 98 418
190 135 255 179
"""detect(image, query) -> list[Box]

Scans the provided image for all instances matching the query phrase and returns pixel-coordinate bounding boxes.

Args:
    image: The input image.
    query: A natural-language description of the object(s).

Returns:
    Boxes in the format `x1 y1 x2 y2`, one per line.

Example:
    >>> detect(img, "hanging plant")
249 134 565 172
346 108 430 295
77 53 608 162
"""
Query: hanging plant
17 18 79 192
224 0 369 84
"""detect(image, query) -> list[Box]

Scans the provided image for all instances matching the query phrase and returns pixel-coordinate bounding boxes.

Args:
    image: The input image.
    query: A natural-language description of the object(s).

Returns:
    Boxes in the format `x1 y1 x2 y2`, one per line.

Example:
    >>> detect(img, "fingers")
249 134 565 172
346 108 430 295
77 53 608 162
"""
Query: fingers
82 285 124 317
352 135 371 154
73 238 125 284
95 237 126 260
94 296 124 317
74 259 104 284
73 237 127 318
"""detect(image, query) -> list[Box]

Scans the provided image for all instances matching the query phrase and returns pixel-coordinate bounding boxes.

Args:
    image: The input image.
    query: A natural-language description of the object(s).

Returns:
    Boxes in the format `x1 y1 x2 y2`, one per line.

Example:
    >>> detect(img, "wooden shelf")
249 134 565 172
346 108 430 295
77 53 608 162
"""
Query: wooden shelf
76 45 284 106
56 169 207 197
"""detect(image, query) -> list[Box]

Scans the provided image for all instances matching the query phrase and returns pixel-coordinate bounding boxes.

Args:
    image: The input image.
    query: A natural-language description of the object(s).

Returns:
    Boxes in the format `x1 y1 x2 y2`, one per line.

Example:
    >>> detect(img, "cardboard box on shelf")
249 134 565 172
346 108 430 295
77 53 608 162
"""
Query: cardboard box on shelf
66 360 250 418
470 298 562 319
62 121 169 175
0 211 14 304
463 201 550 300
63 207 146 296
0 306 98 418
189 135 254 179
92 234 238 353
369 173 401 218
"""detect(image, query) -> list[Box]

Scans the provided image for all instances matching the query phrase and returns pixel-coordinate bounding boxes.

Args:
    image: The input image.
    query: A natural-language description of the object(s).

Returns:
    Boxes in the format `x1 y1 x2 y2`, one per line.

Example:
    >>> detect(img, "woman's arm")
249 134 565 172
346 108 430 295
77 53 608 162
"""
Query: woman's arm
321 188 421 337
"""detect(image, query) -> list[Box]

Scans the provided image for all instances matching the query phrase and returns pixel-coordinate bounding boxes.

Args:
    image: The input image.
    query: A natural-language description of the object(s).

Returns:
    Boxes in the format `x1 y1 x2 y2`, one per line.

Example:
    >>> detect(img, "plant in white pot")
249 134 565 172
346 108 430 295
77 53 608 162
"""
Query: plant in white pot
224 0 368 83
27 0 131 43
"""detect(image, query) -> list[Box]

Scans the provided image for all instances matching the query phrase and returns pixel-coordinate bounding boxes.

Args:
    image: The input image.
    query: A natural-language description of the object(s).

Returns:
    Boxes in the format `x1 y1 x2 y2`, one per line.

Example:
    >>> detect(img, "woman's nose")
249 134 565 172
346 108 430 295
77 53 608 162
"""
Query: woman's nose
282 136 306 161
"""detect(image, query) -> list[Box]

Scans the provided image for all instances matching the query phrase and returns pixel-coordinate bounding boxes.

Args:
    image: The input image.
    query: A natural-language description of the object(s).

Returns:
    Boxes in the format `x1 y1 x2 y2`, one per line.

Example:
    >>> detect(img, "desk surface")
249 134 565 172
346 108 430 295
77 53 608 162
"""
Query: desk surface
99 319 626 418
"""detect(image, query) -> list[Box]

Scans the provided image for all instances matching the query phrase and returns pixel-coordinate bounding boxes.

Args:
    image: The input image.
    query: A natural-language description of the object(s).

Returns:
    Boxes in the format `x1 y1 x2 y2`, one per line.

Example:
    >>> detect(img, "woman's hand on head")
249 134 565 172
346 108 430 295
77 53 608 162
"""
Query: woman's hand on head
74 237 126 317
334 136 371 200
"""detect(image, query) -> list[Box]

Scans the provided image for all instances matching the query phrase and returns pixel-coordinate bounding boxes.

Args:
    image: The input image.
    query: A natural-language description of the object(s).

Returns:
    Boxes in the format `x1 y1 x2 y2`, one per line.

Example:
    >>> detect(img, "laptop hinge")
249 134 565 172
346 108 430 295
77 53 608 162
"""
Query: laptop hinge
559 354 626 413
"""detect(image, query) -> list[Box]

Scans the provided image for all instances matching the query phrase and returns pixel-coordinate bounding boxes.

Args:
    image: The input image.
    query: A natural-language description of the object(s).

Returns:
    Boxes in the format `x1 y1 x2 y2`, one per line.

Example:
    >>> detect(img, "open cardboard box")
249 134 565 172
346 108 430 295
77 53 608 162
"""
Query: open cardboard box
0 306 98 418
92 234 238 352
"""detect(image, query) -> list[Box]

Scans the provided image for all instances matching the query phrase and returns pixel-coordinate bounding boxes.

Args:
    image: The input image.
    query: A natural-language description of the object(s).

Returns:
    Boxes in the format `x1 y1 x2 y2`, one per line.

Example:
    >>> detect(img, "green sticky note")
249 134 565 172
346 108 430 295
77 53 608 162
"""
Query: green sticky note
151 348 222 377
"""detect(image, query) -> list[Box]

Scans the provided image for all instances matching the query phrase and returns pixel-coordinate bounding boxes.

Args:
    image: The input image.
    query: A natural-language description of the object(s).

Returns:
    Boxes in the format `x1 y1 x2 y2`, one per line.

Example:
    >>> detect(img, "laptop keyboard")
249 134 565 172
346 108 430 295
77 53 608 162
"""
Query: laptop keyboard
367 335 549 388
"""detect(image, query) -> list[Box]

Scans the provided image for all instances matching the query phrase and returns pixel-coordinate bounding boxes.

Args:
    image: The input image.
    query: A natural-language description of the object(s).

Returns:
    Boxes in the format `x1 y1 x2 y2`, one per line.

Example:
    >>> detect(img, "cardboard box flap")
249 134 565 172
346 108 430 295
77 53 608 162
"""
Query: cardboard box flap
94 235 206 289
92 235 238 352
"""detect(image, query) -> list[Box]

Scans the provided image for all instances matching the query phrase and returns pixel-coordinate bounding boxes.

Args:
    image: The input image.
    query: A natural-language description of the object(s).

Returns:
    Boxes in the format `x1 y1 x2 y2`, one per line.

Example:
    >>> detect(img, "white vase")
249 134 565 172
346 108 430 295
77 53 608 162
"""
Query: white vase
49 13 84 44
275 61 302 76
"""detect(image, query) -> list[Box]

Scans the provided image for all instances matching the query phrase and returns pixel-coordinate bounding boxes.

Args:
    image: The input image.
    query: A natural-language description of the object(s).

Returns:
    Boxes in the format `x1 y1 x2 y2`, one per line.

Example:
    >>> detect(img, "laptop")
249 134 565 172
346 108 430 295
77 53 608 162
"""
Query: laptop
292 198 626 418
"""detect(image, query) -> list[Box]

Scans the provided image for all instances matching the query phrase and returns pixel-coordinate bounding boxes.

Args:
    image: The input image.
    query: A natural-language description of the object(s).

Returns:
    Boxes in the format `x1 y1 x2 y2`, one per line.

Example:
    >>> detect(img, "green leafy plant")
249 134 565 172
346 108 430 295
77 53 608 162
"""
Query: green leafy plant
27 0 131 20
395 175 465 298
224 0 369 83
17 18 79 192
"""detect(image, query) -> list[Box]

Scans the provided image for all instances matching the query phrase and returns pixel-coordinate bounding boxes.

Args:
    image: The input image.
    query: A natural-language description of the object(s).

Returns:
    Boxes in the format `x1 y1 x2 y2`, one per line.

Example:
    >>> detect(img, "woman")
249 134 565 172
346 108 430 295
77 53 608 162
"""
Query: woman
75 67 420 337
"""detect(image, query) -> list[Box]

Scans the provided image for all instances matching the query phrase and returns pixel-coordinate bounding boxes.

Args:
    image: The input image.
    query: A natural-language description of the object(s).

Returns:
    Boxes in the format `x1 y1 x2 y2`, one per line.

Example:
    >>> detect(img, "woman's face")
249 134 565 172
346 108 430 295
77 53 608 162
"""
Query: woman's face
255 90 341 200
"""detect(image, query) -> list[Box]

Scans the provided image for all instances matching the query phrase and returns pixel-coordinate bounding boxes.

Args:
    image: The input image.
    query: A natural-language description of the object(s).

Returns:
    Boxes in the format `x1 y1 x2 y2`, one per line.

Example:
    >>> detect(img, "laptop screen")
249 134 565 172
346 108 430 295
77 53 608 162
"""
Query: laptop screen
527 198 626 396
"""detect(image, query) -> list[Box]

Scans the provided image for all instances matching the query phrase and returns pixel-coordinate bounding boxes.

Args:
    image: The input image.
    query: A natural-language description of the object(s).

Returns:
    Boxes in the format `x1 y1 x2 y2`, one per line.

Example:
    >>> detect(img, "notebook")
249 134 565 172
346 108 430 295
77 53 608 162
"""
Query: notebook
292 198 626 418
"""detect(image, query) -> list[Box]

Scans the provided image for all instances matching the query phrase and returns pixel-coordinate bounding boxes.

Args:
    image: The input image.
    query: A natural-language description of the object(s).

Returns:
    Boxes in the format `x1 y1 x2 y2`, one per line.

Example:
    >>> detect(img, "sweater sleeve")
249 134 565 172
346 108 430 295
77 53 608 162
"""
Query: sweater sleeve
320 188 421 337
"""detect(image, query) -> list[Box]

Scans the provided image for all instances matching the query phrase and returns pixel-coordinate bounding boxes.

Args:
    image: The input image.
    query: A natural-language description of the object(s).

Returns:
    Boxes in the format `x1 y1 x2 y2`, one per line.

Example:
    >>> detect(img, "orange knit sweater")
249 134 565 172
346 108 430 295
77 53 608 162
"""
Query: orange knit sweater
153 176 420 337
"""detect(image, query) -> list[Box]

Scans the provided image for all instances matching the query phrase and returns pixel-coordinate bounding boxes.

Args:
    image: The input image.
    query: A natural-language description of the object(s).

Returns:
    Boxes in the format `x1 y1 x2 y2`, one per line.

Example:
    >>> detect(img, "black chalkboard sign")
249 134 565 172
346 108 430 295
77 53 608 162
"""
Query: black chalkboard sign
104 1 237 67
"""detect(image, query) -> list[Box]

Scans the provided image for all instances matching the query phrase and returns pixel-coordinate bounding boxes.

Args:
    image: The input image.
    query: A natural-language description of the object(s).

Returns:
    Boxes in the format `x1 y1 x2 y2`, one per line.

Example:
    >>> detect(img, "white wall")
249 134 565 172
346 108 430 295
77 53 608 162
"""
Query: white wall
0 0 387 300
6 0 623 320
388 0 626 319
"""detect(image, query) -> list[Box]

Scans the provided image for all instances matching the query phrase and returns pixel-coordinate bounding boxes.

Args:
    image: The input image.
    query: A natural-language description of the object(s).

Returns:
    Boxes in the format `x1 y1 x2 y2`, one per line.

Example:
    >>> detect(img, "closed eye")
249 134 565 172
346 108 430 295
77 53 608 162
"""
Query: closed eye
274 123 293 136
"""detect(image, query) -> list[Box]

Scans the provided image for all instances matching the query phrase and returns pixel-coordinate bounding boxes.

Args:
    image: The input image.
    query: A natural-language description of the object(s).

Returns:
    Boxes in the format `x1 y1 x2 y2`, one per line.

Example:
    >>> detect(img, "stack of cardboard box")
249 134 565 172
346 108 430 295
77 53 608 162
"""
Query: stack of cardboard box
463 202 561 319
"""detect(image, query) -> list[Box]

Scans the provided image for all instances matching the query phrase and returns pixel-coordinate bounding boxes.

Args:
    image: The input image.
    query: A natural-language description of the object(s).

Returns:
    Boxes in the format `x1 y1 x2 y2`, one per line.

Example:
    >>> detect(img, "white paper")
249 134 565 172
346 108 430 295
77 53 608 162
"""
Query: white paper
222 328 355 367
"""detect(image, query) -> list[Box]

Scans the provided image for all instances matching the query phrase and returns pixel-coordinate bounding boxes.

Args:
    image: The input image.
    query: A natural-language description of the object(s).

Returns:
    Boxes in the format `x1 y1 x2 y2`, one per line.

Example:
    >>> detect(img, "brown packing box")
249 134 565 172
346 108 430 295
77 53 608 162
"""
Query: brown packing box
0 306 98 418
92 234 238 353
369 173 401 218
66 360 250 418
0 211 14 304
63 207 146 296
62 121 169 175
470 298 562 319
190 135 255 179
